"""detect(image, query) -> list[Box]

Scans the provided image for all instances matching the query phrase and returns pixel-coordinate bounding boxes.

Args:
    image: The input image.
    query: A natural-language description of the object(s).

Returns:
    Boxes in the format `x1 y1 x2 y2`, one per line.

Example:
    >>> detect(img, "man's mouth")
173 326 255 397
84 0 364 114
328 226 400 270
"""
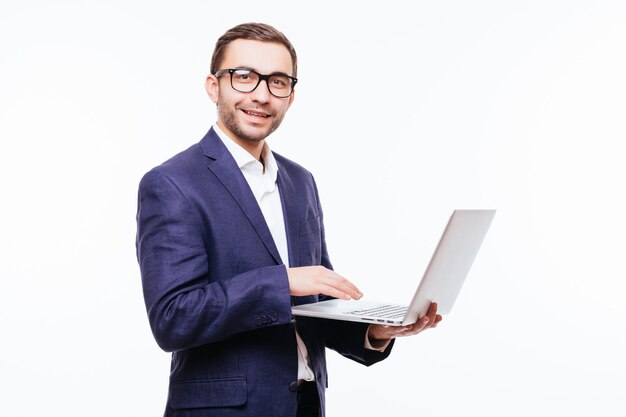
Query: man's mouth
242 109 271 118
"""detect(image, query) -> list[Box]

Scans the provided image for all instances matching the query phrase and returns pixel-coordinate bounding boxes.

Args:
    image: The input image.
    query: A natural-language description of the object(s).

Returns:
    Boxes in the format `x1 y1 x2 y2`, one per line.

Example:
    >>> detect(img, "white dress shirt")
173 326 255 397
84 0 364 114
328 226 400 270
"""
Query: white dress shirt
214 125 316 381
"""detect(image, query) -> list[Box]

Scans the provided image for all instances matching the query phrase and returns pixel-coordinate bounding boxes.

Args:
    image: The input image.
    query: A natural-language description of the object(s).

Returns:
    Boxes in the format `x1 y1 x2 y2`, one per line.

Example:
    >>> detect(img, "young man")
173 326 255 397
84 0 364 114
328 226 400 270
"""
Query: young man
136 22 441 417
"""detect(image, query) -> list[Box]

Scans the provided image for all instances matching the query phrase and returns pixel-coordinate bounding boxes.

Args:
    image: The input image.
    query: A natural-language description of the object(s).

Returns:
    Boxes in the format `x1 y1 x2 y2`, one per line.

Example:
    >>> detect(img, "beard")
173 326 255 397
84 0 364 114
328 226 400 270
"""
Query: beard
218 102 286 143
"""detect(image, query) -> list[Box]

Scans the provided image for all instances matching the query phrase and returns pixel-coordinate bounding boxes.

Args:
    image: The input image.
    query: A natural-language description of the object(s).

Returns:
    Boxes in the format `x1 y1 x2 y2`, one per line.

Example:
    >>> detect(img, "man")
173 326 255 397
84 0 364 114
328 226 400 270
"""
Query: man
136 22 442 417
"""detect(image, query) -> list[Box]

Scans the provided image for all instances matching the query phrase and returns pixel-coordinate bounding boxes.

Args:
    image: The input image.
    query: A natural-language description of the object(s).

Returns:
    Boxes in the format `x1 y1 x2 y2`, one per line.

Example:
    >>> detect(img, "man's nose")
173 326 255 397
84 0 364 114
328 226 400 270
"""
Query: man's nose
249 79 271 102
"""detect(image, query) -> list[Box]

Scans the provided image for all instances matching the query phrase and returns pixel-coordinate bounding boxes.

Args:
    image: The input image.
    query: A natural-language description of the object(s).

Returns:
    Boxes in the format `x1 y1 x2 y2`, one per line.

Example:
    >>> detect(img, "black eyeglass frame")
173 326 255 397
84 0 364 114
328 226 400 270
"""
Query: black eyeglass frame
214 68 298 98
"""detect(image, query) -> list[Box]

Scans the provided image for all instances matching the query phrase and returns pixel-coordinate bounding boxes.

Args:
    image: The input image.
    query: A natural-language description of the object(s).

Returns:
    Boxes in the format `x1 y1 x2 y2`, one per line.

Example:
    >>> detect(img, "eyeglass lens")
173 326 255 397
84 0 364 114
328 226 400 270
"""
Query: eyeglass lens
231 69 293 97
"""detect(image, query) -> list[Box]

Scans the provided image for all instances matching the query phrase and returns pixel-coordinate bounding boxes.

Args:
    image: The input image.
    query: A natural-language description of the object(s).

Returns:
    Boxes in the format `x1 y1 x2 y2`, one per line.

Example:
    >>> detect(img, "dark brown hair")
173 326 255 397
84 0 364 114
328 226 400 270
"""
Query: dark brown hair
210 22 298 77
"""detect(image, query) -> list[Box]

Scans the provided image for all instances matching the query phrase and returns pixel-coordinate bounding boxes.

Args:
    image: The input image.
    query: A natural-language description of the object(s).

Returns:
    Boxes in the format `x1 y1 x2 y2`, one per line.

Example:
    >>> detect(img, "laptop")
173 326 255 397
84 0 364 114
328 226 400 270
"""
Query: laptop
291 209 496 326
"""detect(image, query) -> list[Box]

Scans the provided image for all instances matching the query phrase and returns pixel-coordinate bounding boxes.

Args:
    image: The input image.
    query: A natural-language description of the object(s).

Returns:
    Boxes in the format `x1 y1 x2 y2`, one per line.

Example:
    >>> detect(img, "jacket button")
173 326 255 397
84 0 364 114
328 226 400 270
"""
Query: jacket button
289 381 298 392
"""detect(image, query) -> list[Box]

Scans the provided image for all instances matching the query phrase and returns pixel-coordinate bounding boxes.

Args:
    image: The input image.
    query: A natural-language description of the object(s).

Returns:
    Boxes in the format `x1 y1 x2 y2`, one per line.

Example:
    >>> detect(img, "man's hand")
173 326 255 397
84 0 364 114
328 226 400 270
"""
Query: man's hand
287 266 363 300
368 302 443 343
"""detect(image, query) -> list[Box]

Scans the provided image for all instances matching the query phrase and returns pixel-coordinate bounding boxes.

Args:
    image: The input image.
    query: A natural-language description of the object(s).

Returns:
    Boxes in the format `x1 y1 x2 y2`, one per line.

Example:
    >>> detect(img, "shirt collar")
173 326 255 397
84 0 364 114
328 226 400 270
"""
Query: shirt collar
213 123 278 184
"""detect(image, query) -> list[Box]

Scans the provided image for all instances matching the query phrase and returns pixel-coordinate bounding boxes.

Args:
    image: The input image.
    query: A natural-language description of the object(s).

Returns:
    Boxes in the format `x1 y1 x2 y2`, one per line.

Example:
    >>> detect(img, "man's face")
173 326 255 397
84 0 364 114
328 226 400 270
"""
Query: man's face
206 39 295 145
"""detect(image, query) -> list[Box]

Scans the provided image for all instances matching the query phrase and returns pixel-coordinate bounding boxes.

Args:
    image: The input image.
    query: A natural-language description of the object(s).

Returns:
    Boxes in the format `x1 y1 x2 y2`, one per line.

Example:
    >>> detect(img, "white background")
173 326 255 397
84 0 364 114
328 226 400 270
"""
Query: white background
1 1 625 416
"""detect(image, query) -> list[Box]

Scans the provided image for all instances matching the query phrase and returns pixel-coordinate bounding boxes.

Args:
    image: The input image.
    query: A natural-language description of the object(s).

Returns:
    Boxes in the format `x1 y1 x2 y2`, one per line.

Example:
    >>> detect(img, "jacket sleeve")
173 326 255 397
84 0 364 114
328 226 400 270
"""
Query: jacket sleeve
136 169 293 352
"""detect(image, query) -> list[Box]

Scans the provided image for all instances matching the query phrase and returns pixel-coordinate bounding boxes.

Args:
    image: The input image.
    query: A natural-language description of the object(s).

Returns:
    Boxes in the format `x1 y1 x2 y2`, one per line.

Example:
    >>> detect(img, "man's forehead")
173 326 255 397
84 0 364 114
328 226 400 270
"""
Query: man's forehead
221 39 293 75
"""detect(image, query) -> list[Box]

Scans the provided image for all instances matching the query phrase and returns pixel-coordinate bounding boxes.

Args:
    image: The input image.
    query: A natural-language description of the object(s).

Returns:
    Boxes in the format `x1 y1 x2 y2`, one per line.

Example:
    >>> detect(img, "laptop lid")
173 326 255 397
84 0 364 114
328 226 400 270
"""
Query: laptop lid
400 209 495 324
291 209 496 325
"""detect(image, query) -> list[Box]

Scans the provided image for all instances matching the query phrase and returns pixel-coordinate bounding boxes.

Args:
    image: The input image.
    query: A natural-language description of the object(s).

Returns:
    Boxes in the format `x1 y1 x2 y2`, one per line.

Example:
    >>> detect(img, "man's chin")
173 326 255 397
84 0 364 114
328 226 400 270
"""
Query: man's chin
237 131 269 143
236 125 276 142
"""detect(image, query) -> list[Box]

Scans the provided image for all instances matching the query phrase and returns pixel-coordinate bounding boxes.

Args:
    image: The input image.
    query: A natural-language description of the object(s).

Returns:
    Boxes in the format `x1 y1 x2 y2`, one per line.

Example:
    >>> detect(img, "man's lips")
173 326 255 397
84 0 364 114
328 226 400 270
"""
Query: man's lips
241 109 271 118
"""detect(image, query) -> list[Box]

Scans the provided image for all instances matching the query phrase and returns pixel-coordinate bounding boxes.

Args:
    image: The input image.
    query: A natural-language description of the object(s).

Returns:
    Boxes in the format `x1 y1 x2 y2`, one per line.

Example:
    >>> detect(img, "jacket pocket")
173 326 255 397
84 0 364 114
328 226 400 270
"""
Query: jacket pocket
170 377 247 409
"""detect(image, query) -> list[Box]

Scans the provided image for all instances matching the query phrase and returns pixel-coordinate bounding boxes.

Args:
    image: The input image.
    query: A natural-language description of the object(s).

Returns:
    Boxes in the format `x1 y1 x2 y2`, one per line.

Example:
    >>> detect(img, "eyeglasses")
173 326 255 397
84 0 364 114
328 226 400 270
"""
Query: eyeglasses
214 68 297 98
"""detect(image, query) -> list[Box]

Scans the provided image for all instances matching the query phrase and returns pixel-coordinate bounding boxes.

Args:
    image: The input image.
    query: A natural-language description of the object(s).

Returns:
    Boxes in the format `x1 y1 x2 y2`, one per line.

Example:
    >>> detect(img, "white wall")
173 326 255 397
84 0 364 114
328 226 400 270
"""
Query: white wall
1 1 624 415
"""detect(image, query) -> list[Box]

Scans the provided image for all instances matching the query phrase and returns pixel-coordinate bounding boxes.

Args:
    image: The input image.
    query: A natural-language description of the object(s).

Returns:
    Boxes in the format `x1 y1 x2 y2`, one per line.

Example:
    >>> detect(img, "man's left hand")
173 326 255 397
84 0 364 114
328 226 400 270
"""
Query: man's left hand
368 302 443 343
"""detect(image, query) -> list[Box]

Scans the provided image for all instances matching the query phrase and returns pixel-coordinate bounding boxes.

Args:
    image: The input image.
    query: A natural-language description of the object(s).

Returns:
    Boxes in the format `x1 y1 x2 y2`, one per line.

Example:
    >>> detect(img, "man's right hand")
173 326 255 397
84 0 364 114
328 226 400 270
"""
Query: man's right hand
287 266 363 300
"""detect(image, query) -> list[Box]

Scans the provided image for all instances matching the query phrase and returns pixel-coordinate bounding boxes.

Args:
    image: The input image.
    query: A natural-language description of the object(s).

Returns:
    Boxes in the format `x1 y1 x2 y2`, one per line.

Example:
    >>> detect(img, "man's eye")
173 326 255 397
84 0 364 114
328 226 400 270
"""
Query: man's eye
271 77 289 88
233 70 254 82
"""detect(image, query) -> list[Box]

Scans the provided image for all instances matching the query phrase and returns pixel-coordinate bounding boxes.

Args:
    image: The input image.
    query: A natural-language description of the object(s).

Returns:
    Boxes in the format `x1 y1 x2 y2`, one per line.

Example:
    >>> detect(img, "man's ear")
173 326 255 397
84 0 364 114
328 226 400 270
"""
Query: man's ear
205 74 219 104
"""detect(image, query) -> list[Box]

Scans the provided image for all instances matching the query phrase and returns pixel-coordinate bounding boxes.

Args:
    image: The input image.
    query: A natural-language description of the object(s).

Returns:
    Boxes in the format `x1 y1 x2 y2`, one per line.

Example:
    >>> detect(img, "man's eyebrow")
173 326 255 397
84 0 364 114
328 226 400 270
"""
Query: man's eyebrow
234 66 292 77
269 70 292 77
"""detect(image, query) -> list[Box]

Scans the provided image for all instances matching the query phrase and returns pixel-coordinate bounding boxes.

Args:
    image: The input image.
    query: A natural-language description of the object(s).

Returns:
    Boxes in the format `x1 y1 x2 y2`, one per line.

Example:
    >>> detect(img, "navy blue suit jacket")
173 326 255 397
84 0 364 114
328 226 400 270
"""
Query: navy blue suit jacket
136 128 392 416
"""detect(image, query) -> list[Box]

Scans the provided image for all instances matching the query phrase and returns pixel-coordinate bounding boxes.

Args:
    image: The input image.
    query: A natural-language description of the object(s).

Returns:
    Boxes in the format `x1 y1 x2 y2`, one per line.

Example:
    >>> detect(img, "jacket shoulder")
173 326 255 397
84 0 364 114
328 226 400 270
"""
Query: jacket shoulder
273 151 313 179
139 142 206 187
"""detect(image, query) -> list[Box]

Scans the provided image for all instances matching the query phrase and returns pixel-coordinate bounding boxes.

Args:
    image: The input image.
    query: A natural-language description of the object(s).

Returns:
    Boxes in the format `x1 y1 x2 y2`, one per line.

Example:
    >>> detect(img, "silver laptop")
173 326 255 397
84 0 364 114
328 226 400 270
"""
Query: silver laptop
291 209 496 326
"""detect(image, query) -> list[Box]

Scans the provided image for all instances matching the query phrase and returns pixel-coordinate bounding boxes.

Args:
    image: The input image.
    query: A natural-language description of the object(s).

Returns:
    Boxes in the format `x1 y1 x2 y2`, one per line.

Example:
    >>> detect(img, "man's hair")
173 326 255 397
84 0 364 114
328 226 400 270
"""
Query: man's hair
210 22 298 77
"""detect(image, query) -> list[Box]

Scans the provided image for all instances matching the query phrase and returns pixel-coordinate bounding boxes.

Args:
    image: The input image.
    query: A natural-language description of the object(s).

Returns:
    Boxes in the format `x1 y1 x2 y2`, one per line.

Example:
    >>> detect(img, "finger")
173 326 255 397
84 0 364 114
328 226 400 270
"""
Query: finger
329 272 363 298
405 319 431 336
409 316 430 334
393 323 425 338
321 274 362 299
396 325 414 333
410 314 442 334
385 324 413 334
419 303 436 329
315 283 354 300
387 326 414 338
427 302 438 323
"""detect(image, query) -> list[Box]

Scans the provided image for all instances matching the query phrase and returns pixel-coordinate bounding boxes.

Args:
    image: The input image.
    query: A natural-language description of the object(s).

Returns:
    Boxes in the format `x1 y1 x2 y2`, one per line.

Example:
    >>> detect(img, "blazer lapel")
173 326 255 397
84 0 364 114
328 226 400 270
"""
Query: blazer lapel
276 160 300 268
200 129 283 266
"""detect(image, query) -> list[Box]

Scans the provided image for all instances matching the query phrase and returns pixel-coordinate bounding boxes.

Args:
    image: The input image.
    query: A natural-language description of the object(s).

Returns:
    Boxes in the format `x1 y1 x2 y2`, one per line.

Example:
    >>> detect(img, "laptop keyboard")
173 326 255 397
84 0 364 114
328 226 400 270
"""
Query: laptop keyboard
346 304 408 319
